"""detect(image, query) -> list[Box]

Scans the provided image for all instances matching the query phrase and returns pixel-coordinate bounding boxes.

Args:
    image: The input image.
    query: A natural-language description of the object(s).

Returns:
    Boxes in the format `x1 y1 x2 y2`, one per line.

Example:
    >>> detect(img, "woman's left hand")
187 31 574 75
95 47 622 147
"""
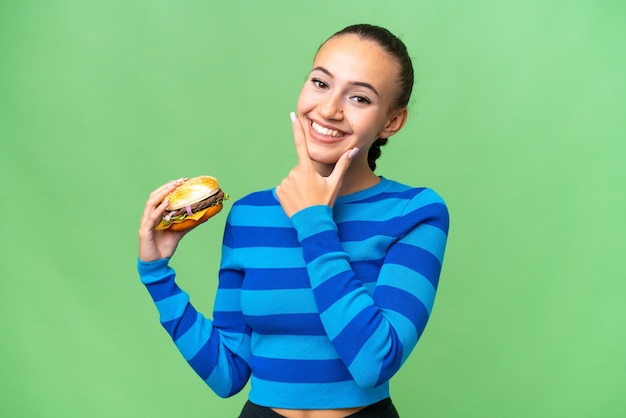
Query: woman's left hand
276 112 358 218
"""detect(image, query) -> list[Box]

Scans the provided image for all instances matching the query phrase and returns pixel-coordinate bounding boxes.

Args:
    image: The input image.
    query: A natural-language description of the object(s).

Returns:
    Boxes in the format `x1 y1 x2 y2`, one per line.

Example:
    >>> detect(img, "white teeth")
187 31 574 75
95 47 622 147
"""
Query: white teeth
312 121 343 138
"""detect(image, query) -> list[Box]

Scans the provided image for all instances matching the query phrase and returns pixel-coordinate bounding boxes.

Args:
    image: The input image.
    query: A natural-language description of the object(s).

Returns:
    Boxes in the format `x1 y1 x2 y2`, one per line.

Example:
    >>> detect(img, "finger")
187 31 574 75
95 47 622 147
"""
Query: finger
328 147 359 185
290 112 312 168
146 196 172 229
149 178 186 204
142 178 185 222
140 194 169 229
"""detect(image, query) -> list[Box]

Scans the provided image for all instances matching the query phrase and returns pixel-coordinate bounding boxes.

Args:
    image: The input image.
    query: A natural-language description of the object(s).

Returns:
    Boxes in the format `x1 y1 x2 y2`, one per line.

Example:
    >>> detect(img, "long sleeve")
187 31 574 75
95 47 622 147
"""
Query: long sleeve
289 187 449 388
137 242 251 397
137 182 449 409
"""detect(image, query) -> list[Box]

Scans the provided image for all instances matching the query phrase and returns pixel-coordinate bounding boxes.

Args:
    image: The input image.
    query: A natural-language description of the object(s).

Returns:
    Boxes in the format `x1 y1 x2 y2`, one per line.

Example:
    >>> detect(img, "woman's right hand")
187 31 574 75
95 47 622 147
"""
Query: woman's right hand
138 178 189 262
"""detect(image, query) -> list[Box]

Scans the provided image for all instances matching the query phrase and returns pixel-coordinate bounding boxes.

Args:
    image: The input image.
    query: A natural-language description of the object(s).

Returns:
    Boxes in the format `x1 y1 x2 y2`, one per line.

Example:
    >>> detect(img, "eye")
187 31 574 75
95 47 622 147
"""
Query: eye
311 78 329 90
351 95 371 104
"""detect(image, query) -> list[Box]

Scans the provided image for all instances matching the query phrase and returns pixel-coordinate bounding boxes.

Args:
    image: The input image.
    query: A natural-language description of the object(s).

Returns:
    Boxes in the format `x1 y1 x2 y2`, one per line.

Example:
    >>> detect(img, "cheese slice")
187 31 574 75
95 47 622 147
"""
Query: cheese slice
155 207 210 230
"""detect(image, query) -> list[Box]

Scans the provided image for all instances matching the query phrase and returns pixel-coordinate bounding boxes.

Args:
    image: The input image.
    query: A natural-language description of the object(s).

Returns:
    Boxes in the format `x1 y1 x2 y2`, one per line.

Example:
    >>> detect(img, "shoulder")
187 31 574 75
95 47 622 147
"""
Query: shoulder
381 177 444 198
335 178 448 233
379 178 449 233
232 188 278 207
354 178 447 212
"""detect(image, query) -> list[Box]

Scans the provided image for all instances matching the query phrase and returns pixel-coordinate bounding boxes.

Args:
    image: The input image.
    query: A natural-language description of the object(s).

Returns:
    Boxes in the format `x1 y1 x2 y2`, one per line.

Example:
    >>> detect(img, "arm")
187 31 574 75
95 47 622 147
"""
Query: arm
290 192 449 387
137 255 251 397
137 180 251 397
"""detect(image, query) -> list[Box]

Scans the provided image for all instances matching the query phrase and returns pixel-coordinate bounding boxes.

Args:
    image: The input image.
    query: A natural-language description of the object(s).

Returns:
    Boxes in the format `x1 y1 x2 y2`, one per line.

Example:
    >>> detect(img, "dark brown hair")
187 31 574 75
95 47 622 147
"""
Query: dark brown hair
326 24 414 171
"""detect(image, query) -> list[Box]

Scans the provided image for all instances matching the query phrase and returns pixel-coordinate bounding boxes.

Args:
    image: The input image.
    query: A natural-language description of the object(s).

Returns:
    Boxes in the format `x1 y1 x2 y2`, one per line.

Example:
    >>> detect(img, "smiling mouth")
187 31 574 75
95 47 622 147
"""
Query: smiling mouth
311 121 345 139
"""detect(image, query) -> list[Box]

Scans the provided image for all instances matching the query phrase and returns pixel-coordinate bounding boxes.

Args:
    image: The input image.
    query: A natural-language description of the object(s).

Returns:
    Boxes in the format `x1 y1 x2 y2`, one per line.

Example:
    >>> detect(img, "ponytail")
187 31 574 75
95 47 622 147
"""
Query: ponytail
367 138 388 171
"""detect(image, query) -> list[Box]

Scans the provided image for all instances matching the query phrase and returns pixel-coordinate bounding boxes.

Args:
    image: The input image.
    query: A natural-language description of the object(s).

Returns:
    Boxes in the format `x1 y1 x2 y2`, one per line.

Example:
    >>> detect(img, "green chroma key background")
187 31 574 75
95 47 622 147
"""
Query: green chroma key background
1 0 624 416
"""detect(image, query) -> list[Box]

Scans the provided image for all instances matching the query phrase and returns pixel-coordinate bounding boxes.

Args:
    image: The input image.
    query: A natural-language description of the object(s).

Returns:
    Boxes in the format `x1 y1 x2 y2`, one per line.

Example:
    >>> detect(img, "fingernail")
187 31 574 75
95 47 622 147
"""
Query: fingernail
348 147 360 160
289 112 297 122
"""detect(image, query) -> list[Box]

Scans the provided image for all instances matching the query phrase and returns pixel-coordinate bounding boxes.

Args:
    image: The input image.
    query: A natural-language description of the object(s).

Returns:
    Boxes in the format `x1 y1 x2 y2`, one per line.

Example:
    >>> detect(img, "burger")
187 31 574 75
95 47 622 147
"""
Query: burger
155 175 226 231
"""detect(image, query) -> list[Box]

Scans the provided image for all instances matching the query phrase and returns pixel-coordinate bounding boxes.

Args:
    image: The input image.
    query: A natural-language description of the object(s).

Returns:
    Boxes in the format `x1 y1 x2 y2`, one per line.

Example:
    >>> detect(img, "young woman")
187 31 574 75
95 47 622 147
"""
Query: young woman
138 24 449 418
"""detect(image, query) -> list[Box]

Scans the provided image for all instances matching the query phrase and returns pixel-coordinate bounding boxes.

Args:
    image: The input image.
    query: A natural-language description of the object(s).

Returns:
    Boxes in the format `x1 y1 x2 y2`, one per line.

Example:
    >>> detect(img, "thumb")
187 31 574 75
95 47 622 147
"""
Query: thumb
328 147 359 185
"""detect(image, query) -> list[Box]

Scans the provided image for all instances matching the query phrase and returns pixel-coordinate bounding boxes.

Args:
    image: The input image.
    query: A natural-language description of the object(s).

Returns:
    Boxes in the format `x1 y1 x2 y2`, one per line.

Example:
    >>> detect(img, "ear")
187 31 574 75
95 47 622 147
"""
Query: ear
378 108 408 138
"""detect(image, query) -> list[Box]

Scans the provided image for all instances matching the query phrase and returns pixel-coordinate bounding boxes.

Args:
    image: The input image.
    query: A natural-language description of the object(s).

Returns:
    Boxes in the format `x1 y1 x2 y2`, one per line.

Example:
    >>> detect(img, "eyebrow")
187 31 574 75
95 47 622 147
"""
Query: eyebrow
311 66 380 97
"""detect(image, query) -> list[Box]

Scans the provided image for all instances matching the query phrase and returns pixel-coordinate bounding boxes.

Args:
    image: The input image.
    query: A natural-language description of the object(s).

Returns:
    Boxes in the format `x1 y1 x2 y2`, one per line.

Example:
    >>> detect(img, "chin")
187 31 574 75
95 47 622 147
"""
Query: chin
306 141 344 166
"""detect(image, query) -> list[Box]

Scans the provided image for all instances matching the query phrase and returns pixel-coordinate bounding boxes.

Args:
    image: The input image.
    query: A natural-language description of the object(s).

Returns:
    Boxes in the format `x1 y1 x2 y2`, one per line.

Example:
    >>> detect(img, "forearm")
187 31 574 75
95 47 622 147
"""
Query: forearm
137 258 250 397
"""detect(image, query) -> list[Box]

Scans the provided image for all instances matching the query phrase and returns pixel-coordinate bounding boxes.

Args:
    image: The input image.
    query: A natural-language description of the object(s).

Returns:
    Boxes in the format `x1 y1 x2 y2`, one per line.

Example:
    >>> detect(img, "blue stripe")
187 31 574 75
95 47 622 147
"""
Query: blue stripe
228 225 299 248
250 356 351 383
393 203 448 234
222 222 235 248
202 336 252 398
402 188 444 212
375 286 429 333
241 289 317 315
162 304 197 340
229 205 289 227
244 313 326 336
381 310 418 362
347 188 424 205
216 267 244 289
233 247 304 269
251 335 340 360
291 205 335 240
174 312 212 360
300 230 344 263
146 278 182 303
187 328 219 380
138 259 173 285
375 329 403 386
155 292 189 322
213 310 249 333
400 224 448 264
412 203 449 234
213 289 241 312
313 270 362 313
379 264 436 314
386 243 442 287
248 377 389 409
338 220 397 242
241 267 310 290
306 252 352 289
320 290 373 340
341 236 394 259
351 259 384 284
335 199 413 223
236 190 277 206
331 307 382 366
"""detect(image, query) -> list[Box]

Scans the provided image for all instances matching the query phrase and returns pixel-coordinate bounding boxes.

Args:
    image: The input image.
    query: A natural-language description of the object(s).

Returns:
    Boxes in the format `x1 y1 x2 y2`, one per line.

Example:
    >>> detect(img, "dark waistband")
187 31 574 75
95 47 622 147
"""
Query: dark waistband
239 398 398 418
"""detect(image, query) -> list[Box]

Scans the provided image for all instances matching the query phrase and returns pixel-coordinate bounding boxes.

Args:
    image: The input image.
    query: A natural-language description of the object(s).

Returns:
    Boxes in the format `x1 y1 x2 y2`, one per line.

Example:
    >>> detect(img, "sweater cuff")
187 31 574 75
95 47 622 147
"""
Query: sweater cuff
137 257 173 285
290 205 336 242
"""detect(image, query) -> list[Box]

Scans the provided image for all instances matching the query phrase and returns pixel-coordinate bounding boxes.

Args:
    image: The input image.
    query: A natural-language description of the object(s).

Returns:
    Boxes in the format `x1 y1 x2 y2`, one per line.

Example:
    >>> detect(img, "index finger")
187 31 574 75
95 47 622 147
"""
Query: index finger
290 112 313 167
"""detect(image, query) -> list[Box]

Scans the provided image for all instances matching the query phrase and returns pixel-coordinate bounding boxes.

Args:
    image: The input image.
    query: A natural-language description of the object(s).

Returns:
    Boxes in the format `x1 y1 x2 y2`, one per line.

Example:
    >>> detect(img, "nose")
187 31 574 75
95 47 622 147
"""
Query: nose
318 93 343 120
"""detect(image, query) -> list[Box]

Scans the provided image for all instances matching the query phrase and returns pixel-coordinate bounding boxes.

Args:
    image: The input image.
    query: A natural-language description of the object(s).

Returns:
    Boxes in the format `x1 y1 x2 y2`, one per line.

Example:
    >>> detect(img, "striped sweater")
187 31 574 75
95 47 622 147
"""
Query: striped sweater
137 177 449 409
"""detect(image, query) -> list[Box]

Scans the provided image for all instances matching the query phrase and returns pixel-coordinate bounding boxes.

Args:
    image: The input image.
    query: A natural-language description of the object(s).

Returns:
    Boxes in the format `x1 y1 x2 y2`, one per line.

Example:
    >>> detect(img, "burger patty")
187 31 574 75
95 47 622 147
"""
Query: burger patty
167 189 225 218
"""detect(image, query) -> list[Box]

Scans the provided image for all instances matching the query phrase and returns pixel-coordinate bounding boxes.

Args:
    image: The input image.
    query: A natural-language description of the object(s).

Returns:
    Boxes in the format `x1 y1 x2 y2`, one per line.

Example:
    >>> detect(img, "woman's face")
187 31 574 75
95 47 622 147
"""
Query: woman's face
296 34 403 168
